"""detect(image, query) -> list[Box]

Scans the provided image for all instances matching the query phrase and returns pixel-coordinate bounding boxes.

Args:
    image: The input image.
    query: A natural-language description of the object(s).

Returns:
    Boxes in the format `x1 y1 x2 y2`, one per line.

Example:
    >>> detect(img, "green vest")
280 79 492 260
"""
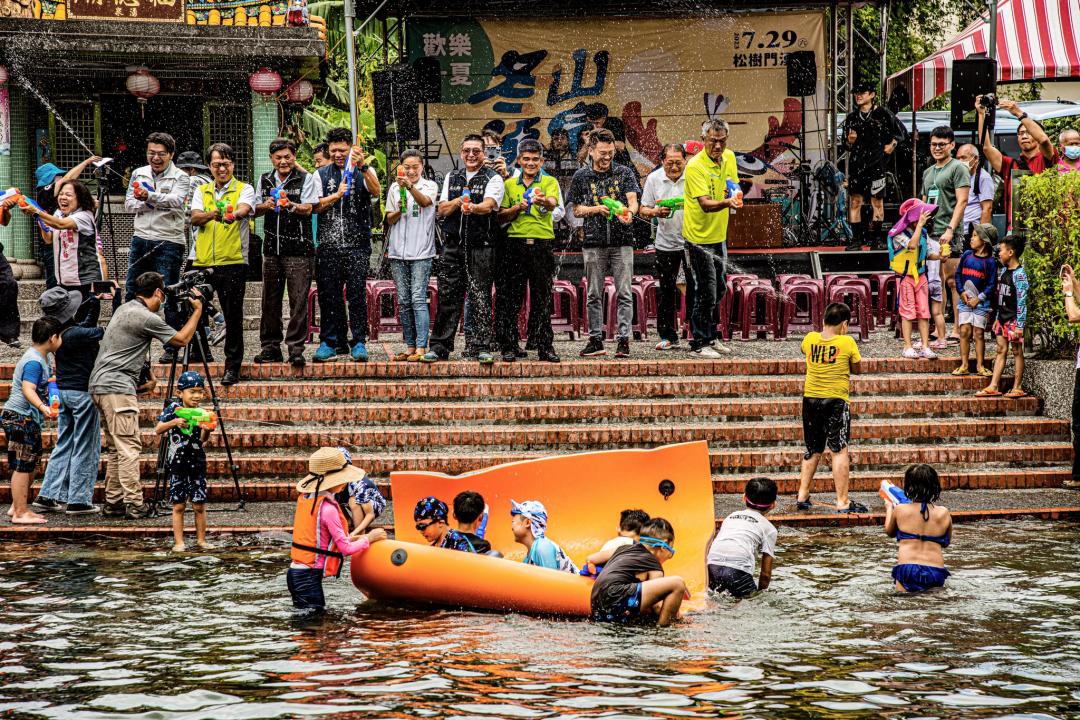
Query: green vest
196 178 249 266
501 172 562 240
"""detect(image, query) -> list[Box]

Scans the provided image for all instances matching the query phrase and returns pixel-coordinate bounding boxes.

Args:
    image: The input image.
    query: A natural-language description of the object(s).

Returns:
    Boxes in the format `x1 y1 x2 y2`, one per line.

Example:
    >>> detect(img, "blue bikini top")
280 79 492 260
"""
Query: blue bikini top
895 502 951 547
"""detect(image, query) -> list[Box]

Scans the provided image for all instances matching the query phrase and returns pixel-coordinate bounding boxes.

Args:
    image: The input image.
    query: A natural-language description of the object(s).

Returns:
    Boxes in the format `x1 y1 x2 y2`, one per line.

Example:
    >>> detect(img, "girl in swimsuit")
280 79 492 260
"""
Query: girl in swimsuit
884 464 953 592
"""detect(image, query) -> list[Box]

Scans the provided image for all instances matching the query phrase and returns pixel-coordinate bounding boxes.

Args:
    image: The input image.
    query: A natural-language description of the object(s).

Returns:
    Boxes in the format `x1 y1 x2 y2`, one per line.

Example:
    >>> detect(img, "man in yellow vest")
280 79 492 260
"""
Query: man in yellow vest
190 142 256 386
682 119 741 358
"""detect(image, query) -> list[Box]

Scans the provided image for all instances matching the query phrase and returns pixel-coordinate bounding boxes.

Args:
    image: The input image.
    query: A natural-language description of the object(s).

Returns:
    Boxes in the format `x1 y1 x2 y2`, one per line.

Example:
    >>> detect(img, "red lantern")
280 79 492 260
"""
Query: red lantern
0 66 8 86
125 68 160 118
285 79 315 105
249 67 282 97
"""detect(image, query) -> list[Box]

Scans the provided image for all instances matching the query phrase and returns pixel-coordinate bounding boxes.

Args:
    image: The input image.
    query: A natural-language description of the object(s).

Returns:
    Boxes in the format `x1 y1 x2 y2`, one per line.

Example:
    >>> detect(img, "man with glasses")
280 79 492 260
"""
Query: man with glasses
124 132 192 360
683 119 740 358
922 126 969 345
839 81 906 250
190 143 256 386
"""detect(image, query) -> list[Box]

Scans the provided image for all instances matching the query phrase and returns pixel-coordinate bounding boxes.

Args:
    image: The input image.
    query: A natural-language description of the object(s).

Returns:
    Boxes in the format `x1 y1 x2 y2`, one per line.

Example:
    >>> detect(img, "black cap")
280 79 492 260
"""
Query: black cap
175 151 208 171
852 81 877 94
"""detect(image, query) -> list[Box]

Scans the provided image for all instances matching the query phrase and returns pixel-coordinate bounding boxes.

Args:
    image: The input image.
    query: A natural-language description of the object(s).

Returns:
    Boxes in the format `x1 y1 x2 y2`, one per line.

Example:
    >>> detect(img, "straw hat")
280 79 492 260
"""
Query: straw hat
295 447 367 495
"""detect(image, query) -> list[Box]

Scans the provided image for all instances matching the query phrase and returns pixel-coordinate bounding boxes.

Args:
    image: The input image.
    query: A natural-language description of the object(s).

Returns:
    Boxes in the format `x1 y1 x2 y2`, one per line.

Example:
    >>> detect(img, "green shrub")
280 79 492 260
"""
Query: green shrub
1016 170 1080 357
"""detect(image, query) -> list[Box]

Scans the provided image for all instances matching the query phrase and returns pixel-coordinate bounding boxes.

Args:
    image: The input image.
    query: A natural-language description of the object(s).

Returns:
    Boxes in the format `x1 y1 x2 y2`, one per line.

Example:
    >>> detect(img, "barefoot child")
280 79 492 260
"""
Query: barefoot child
796 302 867 513
343 457 385 537
953 224 998 377
288 447 387 611
2 317 62 525
155 371 213 551
590 517 688 627
884 464 952 592
707 477 777 597
978 234 1028 399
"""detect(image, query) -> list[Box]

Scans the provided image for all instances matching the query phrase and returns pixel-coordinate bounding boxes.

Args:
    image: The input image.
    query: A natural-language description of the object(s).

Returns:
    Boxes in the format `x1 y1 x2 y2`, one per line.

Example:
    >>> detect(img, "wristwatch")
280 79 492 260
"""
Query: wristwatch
359 163 370 175
1017 112 1029 121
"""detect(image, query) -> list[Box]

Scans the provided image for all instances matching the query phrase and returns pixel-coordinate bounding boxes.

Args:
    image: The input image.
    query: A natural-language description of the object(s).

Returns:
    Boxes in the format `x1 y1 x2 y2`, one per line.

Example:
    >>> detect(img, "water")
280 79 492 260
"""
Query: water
2 520 1078 719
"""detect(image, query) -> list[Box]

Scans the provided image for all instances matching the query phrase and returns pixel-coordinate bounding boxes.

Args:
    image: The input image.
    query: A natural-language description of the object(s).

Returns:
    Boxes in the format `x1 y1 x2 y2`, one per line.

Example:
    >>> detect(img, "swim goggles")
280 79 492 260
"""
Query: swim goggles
639 536 675 556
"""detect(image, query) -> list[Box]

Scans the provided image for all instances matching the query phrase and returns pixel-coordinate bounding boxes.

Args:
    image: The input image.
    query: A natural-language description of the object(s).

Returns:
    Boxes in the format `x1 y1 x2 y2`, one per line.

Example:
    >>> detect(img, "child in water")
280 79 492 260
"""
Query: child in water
884 464 953 592
581 508 650 576
706 477 777 598
590 517 687 627
342 460 386 537
511 499 578 573
154 371 212 551
453 490 494 555
415 496 477 552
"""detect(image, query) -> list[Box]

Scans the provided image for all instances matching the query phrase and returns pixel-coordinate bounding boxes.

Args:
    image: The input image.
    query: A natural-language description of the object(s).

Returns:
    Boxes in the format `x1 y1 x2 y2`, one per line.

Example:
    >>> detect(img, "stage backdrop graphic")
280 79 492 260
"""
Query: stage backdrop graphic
406 12 826 198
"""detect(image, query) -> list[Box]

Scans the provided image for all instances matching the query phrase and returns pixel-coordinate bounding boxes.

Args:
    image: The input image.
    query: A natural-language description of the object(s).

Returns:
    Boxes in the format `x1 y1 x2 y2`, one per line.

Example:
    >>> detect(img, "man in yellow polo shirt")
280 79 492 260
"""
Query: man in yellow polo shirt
683 118 741 357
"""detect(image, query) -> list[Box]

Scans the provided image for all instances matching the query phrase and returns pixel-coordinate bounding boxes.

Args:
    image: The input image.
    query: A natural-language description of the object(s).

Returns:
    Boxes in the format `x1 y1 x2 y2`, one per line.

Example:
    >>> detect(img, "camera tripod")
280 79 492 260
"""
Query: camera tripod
150 298 245 516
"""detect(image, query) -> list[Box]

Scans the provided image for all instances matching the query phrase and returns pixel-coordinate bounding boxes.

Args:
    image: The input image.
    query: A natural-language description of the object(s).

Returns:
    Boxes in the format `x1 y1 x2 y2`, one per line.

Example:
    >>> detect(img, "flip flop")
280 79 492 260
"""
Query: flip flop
976 367 993 377
1004 389 1028 399
11 515 47 525
975 388 1002 397
951 367 970 376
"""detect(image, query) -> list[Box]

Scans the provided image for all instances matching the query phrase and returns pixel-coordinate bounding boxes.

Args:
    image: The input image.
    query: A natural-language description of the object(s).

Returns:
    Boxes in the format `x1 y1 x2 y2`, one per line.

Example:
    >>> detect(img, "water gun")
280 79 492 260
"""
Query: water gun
47 376 60 416
476 504 489 539
461 188 471 214
214 200 235 222
269 187 289 213
174 407 217 436
341 154 355 198
15 194 50 233
656 196 684 212
523 186 537 215
726 179 744 207
396 166 408 212
879 480 911 506
1 187 19 204
601 197 631 222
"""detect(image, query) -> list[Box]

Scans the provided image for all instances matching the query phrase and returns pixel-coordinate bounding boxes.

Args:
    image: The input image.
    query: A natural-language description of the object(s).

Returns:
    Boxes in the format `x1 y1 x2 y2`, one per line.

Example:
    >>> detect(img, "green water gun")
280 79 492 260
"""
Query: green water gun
601 197 631 222
213 200 235 222
656 197 684 212
174 407 217 436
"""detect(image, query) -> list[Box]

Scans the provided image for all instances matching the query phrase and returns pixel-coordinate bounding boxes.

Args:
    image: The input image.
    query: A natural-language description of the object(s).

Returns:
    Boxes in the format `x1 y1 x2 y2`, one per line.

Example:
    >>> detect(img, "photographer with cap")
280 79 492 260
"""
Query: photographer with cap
287 447 387 612
839 81 907 250
88 271 205 520
31 287 105 515
124 133 193 362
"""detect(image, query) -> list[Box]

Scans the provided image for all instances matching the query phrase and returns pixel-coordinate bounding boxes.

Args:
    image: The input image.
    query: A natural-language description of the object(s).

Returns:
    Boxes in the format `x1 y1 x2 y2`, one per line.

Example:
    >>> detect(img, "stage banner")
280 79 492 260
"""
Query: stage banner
0 87 9 156
407 12 825 197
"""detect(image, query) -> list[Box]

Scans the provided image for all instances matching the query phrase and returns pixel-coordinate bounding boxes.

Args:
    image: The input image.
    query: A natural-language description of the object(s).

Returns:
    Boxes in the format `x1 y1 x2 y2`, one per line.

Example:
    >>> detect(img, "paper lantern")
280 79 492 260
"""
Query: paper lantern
125 68 160 118
249 67 282 97
285 79 315 105
0 66 8 86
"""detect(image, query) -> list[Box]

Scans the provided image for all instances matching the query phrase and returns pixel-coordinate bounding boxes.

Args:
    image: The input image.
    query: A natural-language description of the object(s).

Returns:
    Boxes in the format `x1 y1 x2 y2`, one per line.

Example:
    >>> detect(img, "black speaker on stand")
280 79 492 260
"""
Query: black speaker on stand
372 65 421 144
785 50 817 246
411 57 442 176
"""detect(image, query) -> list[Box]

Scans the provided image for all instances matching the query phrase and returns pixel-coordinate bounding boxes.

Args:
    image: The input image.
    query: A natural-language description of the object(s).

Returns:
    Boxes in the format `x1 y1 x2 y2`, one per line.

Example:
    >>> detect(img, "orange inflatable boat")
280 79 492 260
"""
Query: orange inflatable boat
350 441 714 616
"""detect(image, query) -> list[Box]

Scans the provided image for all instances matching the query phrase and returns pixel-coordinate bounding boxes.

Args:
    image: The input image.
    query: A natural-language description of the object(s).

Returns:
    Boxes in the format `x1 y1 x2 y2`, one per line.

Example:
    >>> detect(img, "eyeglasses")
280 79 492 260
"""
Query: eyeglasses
462 148 484 155
929 142 952 149
415 520 436 531
147 151 171 159
210 161 233 169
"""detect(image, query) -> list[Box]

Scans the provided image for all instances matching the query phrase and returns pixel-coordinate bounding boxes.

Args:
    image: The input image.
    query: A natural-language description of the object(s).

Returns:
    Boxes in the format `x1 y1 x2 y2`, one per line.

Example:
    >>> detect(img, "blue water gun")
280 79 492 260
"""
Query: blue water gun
879 480 911 506
269 186 289 213
16 194 50 234
476 504 489 538
133 180 156 209
341 155 354 198
725 178 743 205
579 561 604 578
523 186 537 215
47 375 60 416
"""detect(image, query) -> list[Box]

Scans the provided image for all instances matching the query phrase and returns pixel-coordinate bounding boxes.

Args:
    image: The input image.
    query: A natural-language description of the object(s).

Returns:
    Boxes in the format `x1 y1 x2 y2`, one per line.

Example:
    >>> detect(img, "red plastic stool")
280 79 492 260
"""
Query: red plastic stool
366 279 400 340
824 273 860 295
638 276 660 332
603 278 649 340
717 274 760 341
306 287 320 344
777 273 814 289
738 281 780 340
828 282 873 339
551 280 580 340
778 280 825 338
869 273 901 326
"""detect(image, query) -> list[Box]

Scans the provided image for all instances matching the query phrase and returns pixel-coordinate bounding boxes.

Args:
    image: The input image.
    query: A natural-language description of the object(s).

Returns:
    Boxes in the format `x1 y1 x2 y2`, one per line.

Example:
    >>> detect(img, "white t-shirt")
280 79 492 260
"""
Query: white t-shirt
599 535 634 554
926 238 941 284
640 168 686 252
386 177 439 261
440 170 505 206
706 508 777 576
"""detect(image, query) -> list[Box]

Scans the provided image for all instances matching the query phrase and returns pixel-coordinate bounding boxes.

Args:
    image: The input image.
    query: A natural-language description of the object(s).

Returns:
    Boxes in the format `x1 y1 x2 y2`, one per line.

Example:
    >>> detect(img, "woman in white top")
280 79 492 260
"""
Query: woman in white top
385 150 439 361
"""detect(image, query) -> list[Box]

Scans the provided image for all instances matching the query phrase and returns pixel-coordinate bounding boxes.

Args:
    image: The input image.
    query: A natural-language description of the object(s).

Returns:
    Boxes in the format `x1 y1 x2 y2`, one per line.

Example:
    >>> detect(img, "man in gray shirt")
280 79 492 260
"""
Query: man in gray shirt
89 272 203 519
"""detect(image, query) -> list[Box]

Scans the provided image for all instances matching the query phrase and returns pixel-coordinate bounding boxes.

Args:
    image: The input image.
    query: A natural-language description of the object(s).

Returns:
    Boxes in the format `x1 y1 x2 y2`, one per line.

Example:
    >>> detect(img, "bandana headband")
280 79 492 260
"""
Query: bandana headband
639 536 676 556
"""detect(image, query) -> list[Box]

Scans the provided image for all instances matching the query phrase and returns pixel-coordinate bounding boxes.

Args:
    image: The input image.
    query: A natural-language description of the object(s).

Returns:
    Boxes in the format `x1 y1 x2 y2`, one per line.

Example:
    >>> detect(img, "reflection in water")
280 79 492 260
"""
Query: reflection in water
1 520 1078 718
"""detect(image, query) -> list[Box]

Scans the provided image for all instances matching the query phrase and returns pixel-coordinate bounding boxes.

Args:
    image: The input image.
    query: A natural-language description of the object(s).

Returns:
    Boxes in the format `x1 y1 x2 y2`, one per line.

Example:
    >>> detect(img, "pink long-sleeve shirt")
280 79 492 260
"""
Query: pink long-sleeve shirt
295 494 371 572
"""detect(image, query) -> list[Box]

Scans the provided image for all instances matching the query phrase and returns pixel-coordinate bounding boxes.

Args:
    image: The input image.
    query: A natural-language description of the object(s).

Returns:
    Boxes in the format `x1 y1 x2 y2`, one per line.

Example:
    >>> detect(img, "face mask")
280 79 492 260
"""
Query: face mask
1064 146 1080 160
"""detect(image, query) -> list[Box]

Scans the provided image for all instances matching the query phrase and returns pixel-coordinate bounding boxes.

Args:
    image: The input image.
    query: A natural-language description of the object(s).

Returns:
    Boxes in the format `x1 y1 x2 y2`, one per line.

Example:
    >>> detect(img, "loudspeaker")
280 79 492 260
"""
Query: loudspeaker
786 51 817 97
950 56 997 131
372 65 420 141
412 57 442 104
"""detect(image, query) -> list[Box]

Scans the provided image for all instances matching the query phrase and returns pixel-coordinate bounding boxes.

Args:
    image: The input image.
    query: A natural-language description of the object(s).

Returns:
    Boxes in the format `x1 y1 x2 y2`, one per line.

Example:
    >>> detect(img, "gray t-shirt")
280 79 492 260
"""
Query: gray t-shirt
88 299 176 396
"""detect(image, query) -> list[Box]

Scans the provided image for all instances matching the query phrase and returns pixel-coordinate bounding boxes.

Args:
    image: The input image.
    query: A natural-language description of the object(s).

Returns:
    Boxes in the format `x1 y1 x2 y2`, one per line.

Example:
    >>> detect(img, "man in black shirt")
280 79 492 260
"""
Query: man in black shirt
839 81 906 250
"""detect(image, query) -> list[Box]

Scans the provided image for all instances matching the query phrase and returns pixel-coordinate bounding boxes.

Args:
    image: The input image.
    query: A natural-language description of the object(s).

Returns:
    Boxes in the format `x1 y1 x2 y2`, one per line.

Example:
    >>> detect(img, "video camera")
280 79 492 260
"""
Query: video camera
979 93 998 110
165 269 216 314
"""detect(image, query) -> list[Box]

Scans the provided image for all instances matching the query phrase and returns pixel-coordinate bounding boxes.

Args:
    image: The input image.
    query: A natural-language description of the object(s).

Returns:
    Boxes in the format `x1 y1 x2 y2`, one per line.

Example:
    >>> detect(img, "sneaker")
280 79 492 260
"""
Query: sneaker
312 342 337 363
125 502 153 519
418 351 443 363
101 501 126 518
253 348 283 364
350 342 369 362
501 350 517 363
537 349 561 363
515 348 528 359
579 338 606 357
615 338 631 358
1 337 21 349
31 496 62 512
477 351 495 365
919 347 938 360
902 347 920 359
655 339 678 351
838 500 870 514
64 503 100 515
796 499 814 511
692 345 723 359
289 353 306 368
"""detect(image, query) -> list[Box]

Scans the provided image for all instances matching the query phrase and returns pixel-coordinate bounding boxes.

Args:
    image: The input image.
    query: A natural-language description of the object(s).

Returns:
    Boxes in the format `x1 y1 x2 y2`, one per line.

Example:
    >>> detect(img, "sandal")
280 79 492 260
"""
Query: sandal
1004 388 1028 399
392 352 412 362
951 367 970 376
975 387 1002 397
976 367 993 377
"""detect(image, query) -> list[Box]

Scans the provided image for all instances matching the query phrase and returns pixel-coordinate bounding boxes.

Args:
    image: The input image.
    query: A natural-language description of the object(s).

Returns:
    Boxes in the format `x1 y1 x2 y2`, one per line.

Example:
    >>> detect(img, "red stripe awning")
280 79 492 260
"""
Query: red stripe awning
887 0 1080 110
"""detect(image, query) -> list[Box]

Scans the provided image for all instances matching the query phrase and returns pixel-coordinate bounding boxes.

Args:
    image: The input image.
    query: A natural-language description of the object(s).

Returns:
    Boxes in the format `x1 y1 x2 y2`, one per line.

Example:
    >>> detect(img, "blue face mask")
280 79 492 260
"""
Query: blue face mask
1064 145 1080 160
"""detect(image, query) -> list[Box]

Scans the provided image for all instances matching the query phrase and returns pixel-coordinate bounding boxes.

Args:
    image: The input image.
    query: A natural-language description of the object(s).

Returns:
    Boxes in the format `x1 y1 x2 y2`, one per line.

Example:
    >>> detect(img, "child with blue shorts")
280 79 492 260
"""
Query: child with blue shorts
590 517 687 627
884 464 953 592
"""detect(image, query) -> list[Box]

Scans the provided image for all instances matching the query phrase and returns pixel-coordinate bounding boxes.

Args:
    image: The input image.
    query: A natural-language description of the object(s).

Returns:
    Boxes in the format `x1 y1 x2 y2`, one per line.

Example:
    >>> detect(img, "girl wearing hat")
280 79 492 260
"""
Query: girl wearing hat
288 447 386 611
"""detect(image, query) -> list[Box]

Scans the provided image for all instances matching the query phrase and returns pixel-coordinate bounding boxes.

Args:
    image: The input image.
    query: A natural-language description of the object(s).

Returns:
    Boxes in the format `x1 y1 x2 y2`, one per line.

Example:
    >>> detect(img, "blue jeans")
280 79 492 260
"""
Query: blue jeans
37 389 100 506
389 258 433 349
124 236 186 331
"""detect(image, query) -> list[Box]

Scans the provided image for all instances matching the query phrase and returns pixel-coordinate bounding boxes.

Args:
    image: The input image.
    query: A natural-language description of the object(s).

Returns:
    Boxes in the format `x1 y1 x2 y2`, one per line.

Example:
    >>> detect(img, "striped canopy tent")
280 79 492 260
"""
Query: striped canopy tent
887 0 1080 111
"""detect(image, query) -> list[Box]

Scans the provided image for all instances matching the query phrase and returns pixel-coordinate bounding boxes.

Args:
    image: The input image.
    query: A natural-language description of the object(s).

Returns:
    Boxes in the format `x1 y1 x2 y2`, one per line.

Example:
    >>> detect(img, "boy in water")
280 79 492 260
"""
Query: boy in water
415 496 476 552
978 234 1028 399
590 517 687 627
582 509 650 575
796 303 868 514
707 477 777 597
953 224 998 378
511 499 578 573
885 464 952 592
154 371 212 551
343 464 385 537
453 490 494 555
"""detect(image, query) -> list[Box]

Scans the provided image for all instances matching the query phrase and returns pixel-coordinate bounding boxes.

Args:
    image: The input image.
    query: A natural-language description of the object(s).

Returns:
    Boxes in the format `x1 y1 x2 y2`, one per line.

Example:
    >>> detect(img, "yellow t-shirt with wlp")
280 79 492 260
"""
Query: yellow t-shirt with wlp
801 332 862 401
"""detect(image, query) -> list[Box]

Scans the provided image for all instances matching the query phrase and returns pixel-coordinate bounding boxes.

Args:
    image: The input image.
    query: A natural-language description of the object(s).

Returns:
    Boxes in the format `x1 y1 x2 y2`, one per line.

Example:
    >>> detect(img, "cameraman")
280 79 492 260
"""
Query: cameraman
975 96 1057 230
88 272 204 519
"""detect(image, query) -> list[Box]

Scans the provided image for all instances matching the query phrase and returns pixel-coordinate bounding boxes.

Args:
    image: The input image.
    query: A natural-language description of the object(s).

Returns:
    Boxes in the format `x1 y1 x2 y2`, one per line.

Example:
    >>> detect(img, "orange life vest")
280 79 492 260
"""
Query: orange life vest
291 494 350 578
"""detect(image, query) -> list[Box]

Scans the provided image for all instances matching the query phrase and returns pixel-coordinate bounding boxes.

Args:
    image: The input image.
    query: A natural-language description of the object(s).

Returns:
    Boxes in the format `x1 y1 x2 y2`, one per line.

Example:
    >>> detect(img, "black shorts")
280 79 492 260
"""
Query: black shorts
1 411 42 473
708 564 758 598
169 474 208 505
847 165 887 198
802 397 851 457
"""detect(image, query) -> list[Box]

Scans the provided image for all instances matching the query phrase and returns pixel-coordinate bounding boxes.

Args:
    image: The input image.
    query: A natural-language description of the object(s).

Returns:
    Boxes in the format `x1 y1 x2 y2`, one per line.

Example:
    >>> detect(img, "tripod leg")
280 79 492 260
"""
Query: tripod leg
195 330 244 511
